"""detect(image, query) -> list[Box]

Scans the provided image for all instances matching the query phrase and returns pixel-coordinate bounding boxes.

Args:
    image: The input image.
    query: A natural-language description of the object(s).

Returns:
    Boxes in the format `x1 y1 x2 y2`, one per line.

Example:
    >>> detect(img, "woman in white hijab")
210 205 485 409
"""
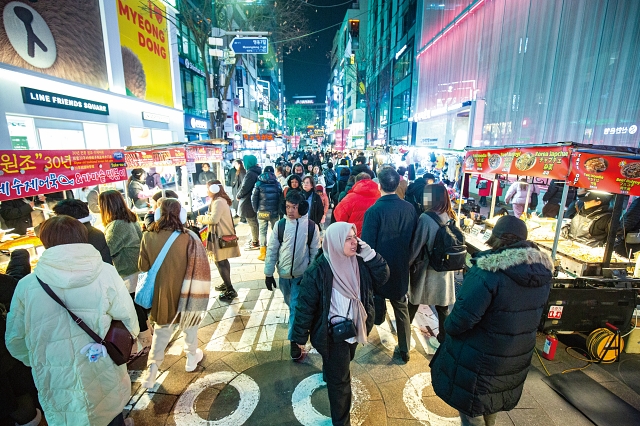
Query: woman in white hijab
292 222 389 426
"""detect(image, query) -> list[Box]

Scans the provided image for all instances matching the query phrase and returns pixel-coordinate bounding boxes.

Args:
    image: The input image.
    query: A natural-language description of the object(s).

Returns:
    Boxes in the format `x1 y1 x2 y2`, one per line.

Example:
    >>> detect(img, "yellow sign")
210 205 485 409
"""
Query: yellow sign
116 0 173 107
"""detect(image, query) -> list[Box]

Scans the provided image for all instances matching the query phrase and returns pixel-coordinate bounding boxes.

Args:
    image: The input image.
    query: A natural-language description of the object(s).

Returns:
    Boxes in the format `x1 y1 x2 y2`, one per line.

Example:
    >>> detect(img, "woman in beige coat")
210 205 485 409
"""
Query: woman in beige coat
198 180 241 302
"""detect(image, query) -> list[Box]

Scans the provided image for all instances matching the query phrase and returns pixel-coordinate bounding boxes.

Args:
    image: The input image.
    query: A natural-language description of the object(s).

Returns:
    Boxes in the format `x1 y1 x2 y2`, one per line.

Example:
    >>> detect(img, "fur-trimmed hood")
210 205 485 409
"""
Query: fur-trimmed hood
472 241 553 288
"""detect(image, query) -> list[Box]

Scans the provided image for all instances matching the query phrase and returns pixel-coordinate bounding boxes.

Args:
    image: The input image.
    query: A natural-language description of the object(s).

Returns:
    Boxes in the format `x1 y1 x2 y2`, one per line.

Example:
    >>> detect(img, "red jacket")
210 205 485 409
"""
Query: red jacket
332 179 380 236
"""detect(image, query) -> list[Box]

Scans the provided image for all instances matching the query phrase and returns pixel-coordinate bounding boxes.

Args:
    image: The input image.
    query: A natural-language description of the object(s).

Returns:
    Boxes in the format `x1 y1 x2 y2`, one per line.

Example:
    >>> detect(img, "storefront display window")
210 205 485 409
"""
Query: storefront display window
392 89 411 124
6 115 38 149
6 115 111 150
130 127 152 146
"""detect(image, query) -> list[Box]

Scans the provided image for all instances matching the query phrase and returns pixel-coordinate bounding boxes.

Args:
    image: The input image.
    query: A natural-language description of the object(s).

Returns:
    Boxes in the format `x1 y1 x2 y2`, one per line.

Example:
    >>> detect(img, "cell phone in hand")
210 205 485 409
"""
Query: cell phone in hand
356 242 362 254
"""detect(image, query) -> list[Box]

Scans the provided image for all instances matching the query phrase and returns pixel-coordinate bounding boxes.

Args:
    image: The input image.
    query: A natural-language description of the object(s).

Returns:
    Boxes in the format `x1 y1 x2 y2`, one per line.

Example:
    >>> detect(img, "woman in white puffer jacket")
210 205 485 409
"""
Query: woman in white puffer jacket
504 179 538 219
6 216 139 426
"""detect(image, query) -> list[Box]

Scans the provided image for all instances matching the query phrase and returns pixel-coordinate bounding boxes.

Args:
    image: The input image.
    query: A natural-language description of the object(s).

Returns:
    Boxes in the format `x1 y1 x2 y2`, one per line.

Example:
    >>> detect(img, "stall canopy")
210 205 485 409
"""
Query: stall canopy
124 146 186 168
0 149 127 201
463 143 572 180
185 145 223 163
568 147 640 196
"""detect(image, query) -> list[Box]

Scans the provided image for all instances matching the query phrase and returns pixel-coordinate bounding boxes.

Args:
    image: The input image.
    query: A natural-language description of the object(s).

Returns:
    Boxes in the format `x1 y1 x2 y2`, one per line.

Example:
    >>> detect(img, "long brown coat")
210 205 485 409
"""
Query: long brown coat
139 230 190 325
200 198 241 261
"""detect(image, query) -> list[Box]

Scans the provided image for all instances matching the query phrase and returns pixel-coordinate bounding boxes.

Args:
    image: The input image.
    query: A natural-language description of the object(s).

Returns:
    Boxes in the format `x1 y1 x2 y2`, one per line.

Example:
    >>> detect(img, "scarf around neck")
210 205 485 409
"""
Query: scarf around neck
323 222 368 344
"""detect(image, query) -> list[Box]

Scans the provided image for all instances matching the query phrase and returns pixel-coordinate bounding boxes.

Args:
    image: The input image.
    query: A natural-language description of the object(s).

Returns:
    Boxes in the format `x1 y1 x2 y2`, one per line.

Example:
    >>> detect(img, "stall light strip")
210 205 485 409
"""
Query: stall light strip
416 0 488 59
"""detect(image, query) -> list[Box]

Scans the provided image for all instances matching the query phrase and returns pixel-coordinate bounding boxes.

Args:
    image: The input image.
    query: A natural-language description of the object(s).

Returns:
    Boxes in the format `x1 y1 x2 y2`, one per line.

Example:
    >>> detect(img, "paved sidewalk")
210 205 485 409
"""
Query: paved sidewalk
124 219 639 425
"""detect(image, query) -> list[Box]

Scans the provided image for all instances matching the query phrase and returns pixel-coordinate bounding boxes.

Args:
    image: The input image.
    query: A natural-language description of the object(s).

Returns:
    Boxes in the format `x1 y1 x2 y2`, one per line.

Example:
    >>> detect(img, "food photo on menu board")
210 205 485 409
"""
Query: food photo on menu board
569 153 640 196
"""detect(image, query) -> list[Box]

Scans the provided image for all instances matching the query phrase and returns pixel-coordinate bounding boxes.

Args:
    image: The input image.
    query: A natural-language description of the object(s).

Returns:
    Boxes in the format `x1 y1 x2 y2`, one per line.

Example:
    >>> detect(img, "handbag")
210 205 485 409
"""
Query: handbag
135 231 181 309
37 277 133 366
327 300 357 343
214 211 239 249
625 232 640 245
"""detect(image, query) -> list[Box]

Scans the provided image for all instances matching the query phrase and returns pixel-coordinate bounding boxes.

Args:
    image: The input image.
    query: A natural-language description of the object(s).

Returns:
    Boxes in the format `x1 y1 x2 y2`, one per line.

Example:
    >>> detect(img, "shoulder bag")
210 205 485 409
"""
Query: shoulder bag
135 231 181 309
327 300 357 343
213 211 239 249
37 277 133 365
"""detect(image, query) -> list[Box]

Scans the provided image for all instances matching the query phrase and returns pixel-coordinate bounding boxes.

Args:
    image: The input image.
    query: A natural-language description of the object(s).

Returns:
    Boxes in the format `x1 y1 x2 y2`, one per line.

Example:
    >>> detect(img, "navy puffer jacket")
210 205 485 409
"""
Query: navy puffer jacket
251 172 282 215
236 165 262 218
430 240 552 417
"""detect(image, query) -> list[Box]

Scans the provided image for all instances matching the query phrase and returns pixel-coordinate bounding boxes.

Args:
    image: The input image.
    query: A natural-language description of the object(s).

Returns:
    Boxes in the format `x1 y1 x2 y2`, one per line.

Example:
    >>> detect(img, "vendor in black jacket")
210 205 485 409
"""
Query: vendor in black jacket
430 215 552 425
563 191 613 247
614 197 640 258
292 222 389 426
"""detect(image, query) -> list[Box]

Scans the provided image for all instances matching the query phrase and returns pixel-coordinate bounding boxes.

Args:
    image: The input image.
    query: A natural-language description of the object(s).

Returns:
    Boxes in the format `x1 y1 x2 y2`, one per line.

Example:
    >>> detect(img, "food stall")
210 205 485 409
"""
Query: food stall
460 143 639 334
0 148 128 270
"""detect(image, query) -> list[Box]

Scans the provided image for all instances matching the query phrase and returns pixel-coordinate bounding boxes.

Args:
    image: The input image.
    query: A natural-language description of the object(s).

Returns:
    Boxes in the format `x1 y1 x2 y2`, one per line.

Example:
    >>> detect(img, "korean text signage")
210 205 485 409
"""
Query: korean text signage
184 114 210 131
117 0 173 107
0 0 109 89
463 146 570 180
186 146 223 162
22 87 109 115
124 148 186 168
0 149 126 201
243 134 274 141
568 152 640 196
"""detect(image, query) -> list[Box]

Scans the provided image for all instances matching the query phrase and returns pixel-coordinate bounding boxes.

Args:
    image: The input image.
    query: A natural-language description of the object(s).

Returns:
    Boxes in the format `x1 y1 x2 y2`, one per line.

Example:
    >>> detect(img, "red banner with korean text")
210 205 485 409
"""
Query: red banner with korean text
334 130 350 151
243 133 274 141
124 148 186 169
0 149 127 201
463 145 571 180
290 136 300 149
568 152 640 196
185 146 223 162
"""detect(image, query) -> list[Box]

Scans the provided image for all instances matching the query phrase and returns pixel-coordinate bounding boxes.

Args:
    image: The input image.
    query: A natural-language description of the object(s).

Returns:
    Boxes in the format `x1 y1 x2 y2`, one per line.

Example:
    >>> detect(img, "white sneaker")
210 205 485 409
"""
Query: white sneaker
141 363 158 389
185 348 204 372
16 408 41 426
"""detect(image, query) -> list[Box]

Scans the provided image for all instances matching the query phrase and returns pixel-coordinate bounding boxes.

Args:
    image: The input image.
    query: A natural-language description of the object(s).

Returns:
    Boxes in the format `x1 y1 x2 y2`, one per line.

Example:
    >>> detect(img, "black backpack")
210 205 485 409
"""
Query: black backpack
145 173 157 188
277 218 316 248
425 212 467 272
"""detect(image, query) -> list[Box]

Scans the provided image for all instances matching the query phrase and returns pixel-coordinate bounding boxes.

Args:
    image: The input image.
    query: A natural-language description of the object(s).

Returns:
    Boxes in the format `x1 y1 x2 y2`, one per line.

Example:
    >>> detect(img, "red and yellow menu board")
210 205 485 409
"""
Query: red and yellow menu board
0 149 127 201
463 146 571 180
185 146 223 163
568 152 640 196
124 148 186 169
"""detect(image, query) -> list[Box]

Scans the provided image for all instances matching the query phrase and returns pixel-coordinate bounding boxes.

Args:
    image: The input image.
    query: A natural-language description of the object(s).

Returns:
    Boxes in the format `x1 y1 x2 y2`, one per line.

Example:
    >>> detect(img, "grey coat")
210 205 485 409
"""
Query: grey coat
408 212 456 307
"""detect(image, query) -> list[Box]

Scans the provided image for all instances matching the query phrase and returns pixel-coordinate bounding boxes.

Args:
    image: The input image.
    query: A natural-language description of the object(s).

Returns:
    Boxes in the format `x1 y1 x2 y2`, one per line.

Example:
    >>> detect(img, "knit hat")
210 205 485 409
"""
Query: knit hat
264 165 274 173
491 215 528 241
243 155 258 169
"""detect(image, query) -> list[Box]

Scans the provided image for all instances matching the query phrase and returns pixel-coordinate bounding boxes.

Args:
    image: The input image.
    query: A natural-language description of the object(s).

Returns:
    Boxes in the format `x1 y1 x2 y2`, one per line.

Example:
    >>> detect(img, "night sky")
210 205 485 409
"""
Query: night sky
282 0 353 101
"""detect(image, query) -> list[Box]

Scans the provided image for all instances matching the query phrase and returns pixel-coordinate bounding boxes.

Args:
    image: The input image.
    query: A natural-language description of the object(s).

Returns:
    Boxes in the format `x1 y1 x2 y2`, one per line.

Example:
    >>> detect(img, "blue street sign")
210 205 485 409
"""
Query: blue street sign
230 37 269 55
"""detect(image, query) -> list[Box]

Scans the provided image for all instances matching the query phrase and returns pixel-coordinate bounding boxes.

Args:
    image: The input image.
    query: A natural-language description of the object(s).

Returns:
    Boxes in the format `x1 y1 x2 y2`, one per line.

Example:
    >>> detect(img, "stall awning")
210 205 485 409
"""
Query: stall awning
124 147 186 168
568 148 640 196
463 143 572 180
0 149 127 201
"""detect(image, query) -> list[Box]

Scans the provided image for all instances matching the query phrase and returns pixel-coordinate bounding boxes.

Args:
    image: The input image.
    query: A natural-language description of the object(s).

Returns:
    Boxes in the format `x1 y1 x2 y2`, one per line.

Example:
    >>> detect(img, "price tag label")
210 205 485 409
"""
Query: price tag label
481 231 492 242
470 226 480 237
548 305 564 319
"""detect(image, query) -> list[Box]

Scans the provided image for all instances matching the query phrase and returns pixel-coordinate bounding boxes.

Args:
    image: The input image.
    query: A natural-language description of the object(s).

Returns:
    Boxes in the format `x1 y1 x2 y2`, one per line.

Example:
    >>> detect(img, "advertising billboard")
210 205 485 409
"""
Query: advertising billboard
116 0 173 107
0 0 109 89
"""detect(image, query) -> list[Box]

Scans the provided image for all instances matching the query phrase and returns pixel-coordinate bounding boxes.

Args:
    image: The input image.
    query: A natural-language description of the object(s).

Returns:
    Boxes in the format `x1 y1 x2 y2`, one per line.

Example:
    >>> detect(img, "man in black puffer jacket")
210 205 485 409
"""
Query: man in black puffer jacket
430 215 552 425
350 156 375 179
251 166 282 260
236 155 262 250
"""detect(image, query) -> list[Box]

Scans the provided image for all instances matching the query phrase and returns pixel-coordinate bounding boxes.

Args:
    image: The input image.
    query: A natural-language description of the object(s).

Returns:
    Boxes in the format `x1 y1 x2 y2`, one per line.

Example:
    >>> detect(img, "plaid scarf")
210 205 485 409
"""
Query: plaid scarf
173 230 212 329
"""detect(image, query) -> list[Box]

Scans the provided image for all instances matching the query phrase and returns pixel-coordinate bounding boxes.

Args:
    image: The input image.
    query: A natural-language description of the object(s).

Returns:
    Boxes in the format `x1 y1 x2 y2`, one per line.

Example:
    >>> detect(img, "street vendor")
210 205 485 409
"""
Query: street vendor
563 191 613 247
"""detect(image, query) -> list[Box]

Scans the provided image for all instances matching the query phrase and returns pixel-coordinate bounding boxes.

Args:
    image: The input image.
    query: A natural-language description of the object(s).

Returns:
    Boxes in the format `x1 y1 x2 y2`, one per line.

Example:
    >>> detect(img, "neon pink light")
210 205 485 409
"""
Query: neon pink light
416 0 487 59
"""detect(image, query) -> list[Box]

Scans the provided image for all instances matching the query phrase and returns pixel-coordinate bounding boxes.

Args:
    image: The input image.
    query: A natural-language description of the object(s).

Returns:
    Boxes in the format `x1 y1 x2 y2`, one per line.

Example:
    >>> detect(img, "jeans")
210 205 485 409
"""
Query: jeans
459 411 498 426
279 276 303 340
258 216 278 247
246 216 259 244
322 340 358 426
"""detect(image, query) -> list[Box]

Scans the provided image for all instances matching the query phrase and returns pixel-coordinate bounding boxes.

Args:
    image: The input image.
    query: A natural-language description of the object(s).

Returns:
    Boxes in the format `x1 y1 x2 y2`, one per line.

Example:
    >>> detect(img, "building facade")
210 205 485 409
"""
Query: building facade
0 0 185 150
411 0 640 150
